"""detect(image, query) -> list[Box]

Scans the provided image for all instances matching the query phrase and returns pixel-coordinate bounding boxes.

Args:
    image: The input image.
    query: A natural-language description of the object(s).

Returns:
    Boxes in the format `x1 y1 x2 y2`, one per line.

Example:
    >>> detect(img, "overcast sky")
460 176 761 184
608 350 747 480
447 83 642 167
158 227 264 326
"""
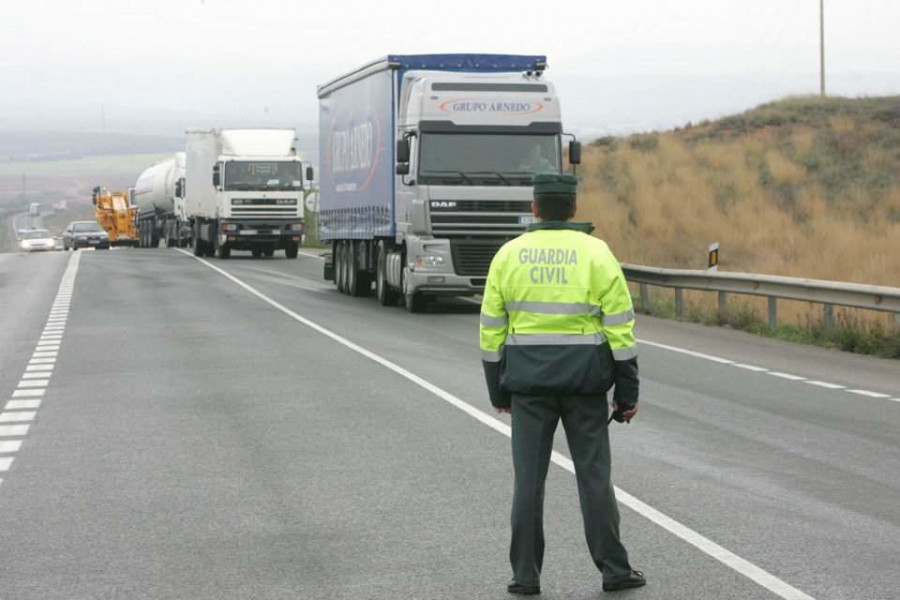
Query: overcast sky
2 0 899 138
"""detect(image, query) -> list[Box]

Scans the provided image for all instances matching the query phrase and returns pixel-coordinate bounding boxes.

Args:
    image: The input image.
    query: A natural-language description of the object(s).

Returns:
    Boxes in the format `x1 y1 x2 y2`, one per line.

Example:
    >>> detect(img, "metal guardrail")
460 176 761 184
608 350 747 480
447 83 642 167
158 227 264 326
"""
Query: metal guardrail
621 264 900 327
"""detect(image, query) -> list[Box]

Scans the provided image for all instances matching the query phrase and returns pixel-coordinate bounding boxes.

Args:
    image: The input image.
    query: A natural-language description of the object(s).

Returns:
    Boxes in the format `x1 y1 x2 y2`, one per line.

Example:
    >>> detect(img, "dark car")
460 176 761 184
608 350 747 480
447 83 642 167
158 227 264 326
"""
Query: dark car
63 221 110 250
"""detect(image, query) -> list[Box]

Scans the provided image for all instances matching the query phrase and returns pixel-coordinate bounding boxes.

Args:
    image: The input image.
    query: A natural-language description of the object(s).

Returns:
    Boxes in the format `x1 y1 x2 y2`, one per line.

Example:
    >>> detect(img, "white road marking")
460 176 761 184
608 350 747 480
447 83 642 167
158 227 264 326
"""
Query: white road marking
847 389 891 399
0 457 13 471
182 248 817 600
32 352 58 358
0 425 30 437
5 400 41 409
805 381 845 390
12 389 45 398
735 363 769 372
0 440 23 453
298 250 326 260
639 339 735 364
769 372 807 381
20 373 50 380
0 412 36 423
27 362 55 369
17 380 49 388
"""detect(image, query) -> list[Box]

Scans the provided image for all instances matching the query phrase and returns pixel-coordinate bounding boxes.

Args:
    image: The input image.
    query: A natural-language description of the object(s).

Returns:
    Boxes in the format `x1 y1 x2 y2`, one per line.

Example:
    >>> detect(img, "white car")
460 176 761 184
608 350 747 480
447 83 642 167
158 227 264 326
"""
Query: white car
19 229 56 253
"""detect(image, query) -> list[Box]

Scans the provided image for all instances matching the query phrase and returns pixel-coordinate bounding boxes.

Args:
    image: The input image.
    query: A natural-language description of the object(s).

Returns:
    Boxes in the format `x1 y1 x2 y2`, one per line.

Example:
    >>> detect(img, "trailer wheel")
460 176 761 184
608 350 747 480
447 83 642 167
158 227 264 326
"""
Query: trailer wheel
335 242 346 292
192 231 204 257
376 244 398 306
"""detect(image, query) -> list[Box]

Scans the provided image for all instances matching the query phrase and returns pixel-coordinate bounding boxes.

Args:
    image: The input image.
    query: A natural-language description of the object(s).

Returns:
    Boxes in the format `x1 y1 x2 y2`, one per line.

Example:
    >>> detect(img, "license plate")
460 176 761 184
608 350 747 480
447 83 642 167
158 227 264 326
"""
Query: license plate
519 215 538 225
241 229 258 235
271 229 281 235
88 239 99 245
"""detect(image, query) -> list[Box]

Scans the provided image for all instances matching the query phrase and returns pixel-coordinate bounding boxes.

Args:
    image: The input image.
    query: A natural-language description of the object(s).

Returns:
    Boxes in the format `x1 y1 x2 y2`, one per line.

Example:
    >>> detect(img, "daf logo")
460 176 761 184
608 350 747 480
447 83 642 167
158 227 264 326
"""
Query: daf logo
430 201 457 209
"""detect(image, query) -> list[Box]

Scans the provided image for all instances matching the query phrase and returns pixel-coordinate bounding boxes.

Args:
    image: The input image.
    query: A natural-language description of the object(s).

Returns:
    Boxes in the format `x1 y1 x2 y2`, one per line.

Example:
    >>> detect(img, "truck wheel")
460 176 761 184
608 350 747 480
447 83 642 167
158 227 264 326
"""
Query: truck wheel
336 242 347 293
217 243 230 259
192 235 204 257
284 243 298 259
376 246 398 306
252 249 262 258
346 242 359 295
264 247 275 258
401 264 427 313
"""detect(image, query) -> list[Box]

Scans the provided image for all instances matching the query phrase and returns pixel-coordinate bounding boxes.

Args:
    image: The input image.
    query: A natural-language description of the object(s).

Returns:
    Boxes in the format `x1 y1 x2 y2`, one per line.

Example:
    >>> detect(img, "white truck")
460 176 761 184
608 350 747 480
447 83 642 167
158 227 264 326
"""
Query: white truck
318 54 580 311
184 128 312 259
29 202 40 216
133 152 191 248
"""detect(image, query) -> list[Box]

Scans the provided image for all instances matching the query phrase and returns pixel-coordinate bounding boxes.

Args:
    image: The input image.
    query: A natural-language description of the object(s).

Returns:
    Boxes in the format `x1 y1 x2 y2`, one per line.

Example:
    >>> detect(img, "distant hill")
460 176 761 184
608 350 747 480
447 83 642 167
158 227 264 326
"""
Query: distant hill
577 95 900 290
0 131 182 161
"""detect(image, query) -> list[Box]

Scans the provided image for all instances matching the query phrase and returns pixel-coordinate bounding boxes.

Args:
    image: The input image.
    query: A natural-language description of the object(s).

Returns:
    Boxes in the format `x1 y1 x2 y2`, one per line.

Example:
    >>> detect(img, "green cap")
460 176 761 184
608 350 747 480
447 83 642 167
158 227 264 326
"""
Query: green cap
533 173 577 197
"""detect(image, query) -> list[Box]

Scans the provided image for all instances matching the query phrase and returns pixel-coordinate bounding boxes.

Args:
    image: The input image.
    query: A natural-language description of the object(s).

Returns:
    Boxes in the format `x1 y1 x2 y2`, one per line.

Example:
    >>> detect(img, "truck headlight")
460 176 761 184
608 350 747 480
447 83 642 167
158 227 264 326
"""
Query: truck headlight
289 223 305 232
415 255 444 267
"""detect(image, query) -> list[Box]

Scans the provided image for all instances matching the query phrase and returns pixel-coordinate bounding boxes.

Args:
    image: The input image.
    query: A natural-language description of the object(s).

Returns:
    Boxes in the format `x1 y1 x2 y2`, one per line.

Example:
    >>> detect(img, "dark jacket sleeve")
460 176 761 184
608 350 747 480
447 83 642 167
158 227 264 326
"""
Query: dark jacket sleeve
612 357 639 408
482 360 511 409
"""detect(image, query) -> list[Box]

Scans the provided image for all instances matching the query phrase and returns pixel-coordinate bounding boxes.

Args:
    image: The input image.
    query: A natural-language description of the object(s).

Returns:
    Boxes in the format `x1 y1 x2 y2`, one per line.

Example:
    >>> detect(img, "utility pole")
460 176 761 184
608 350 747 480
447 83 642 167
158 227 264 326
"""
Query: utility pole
820 0 826 96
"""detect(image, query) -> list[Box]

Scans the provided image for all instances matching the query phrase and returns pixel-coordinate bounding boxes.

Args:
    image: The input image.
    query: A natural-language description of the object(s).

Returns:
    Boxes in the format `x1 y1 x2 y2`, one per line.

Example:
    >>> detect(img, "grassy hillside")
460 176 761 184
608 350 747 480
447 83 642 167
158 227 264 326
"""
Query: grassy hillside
576 96 900 352
579 95 900 286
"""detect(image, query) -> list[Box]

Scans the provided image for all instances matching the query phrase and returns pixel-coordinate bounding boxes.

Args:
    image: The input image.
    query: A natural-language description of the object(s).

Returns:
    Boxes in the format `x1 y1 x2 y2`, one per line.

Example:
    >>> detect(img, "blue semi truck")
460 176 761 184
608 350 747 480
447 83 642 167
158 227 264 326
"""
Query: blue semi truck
317 54 581 312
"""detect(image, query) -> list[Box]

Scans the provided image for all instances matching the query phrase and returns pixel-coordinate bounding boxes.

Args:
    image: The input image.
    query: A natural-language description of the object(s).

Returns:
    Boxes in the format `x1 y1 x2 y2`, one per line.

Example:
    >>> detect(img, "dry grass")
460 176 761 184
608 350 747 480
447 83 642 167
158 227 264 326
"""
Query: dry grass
578 95 900 331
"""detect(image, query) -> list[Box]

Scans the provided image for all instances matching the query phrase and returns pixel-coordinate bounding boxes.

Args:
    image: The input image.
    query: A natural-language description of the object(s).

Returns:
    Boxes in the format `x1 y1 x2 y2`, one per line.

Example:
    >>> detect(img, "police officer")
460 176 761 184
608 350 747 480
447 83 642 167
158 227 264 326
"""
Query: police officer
480 173 645 595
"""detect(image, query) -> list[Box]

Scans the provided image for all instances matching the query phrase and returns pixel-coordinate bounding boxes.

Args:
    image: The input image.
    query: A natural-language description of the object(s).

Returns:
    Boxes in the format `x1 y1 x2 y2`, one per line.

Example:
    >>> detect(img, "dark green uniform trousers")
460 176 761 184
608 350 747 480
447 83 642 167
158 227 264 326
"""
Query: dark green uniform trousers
510 393 632 586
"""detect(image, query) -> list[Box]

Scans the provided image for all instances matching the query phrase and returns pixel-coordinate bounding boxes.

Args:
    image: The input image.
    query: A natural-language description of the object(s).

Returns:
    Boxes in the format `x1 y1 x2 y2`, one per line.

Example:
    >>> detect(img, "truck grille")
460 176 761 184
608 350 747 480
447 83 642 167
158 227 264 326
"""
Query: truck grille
450 238 511 276
231 206 299 217
430 200 531 237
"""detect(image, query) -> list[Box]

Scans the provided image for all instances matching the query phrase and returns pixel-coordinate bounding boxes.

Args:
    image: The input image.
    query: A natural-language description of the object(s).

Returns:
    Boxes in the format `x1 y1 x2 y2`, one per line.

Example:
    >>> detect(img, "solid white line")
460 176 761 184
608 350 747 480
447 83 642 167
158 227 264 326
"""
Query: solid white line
768 372 807 381
639 339 736 365
6 399 41 409
0 440 23 453
734 363 769 372
0 457 13 471
298 250 326 260
0 425 30 437
27 362 55 369
17 380 48 389
180 248 817 600
12 389 45 398
805 381 845 390
0 412 36 423
846 389 891 399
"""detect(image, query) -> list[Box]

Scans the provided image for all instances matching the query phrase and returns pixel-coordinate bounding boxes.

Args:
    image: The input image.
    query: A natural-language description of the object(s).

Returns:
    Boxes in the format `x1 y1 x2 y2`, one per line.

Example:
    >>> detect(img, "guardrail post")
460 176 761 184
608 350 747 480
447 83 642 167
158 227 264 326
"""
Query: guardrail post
823 303 834 328
768 296 777 327
718 291 728 316
675 288 684 317
639 283 650 315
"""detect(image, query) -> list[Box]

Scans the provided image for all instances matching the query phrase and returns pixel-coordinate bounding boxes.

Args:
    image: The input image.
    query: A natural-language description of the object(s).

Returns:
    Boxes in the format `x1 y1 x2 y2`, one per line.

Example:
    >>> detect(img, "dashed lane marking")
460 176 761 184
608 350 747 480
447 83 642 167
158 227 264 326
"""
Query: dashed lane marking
805 381 846 390
847 389 891 398
0 251 80 489
181 248 818 600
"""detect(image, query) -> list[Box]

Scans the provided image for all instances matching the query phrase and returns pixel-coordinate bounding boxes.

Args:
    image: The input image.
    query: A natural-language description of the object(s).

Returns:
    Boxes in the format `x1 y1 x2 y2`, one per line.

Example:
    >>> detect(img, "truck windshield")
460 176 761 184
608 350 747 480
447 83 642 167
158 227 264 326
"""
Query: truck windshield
224 161 302 191
418 134 561 185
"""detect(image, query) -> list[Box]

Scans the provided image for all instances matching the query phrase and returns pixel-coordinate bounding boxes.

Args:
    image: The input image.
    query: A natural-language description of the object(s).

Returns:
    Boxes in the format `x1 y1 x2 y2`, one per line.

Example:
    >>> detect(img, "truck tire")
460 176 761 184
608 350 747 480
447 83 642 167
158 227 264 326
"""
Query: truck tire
346 242 360 296
334 242 344 291
264 247 274 258
217 243 230 259
376 244 399 306
401 264 428 313
252 249 262 258
336 242 348 293
192 234 204 257
284 243 298 259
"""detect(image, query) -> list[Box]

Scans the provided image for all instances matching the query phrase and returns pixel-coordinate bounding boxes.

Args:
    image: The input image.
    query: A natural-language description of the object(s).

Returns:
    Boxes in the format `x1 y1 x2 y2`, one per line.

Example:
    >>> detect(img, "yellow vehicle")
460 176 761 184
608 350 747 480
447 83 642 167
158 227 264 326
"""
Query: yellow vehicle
92 186 138 246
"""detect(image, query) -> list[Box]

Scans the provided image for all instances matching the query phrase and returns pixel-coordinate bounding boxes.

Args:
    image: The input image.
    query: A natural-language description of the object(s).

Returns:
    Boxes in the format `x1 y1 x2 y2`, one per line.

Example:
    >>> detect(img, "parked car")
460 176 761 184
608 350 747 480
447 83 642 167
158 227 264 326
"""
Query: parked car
63 221 110 250
19 229 56 253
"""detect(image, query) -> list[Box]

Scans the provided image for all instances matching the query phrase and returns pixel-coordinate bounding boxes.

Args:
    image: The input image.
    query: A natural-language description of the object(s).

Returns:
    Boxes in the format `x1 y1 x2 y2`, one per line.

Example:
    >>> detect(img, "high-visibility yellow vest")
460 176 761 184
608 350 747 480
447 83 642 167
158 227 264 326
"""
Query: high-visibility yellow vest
479 222 638 401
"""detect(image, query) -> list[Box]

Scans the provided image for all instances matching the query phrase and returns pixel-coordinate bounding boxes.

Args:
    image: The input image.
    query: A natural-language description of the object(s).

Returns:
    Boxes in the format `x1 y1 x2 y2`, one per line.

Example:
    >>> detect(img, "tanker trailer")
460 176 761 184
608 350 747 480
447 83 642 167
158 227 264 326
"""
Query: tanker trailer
134 152 191 248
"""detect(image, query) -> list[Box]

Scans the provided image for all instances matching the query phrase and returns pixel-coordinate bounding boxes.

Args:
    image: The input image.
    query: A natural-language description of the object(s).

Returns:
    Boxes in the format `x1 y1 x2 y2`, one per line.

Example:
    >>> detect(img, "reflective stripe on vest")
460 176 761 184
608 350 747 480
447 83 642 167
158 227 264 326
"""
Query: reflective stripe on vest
480 313 508 327
506 332 607 346
603 308 635 327
506 300 602 316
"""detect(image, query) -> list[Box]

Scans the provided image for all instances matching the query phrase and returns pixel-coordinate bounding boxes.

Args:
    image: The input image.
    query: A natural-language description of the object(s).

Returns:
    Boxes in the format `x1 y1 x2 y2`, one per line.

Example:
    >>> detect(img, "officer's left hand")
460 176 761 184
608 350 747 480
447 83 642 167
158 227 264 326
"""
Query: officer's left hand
495 407 511 414
614 403 639 422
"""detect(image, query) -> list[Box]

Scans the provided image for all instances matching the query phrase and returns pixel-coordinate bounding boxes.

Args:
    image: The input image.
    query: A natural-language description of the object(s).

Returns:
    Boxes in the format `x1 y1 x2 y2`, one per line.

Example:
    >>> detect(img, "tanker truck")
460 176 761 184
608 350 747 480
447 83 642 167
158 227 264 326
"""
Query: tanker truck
317 54 581 312
133 152 191 248
184 128 312 259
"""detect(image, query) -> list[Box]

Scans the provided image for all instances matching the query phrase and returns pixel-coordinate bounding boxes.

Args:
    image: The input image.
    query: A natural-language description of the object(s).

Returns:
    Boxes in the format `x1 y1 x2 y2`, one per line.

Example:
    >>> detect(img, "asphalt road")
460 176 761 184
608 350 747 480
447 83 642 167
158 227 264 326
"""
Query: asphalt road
0 248 898 600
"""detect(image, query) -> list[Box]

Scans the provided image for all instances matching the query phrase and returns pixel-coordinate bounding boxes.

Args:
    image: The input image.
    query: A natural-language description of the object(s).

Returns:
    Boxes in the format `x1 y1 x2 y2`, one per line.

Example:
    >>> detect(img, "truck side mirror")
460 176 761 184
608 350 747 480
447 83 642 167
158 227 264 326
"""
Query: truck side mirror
212 164 221 188
306 166 314 181
568 141 582 165
396 139 410 164
396 163 410 176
